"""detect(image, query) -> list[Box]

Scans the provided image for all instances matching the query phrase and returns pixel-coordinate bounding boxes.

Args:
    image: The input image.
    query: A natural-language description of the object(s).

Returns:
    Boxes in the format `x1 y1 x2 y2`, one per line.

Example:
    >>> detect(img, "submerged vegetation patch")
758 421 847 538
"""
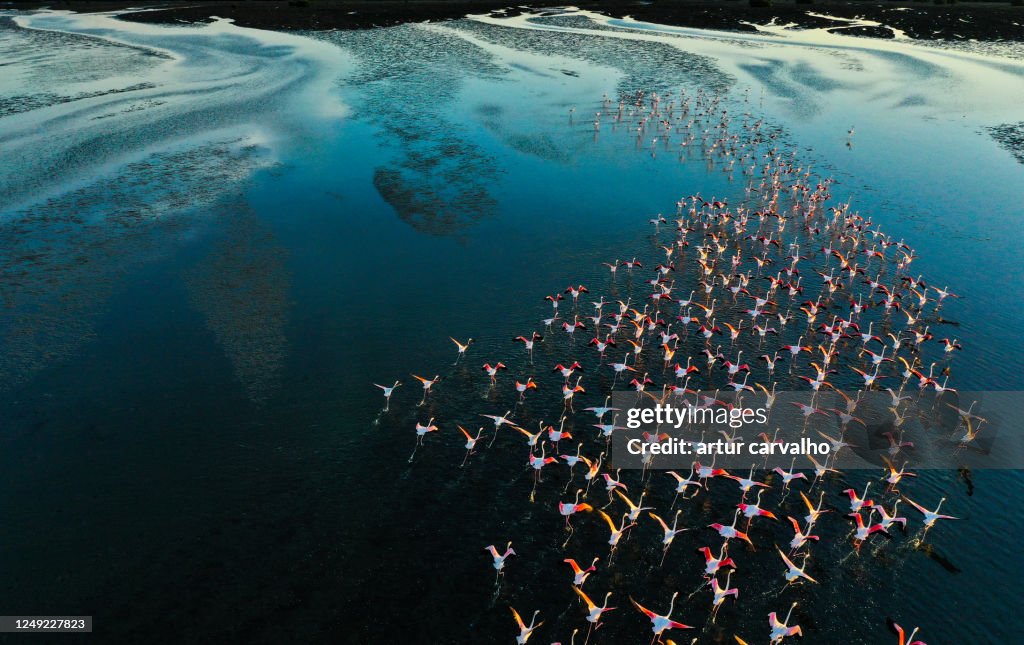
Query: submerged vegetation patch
987 121 1024 165
184 204 290 403
311 24 506 235
0 139 269 390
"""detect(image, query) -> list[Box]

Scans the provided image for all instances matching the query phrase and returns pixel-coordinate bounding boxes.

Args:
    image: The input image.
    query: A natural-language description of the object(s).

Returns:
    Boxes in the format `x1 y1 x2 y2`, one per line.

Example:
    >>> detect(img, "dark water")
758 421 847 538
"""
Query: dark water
1 9 1022 644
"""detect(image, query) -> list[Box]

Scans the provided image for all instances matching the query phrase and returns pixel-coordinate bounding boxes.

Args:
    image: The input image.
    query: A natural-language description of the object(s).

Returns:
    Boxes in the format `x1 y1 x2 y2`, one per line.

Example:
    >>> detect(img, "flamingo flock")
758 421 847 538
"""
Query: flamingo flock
368 87 974 643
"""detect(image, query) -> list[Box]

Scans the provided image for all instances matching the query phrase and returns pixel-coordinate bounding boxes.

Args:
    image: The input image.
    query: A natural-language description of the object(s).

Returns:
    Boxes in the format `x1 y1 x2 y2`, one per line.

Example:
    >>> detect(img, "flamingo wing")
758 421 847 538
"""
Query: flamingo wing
573 586 597 611
648 512 670 533
597 510 617 533
511 425 533 438
902 496 929 515
776 545 798 570
629 597 658 620
509 606 526 631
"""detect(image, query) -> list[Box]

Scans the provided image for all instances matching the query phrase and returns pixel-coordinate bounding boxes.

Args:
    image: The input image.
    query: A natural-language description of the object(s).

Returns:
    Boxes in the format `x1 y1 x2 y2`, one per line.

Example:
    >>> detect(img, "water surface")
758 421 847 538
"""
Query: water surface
1 8 1022 643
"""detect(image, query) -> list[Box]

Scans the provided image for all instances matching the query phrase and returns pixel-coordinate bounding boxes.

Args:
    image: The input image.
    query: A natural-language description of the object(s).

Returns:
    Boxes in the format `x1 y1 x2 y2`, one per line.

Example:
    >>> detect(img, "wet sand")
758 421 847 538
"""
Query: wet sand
12 1 1024 41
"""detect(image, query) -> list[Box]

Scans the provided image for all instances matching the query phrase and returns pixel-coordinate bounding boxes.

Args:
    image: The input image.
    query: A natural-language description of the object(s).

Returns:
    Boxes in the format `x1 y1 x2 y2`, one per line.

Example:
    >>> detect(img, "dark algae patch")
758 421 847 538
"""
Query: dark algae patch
988 122 1024 164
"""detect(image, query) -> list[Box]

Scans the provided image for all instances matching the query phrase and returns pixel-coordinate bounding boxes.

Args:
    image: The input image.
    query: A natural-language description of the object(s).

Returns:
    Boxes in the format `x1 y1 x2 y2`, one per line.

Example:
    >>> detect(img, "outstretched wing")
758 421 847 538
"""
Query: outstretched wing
647 513 671 532
901 496 929 515
629 597 657 620
776 545 798 570
788 516 803 535
509 606 526 631
799 491 815 513
573 586 597 611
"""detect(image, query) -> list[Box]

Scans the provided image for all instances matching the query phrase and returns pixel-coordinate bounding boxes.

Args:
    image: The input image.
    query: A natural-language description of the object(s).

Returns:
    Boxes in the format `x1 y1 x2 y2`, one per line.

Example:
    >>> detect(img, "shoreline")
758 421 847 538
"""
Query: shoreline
6 1 1024 41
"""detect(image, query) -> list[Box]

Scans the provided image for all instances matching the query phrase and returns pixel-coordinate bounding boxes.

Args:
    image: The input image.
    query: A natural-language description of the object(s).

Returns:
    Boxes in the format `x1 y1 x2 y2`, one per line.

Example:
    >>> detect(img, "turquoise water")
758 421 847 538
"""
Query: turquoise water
1 8 1022 643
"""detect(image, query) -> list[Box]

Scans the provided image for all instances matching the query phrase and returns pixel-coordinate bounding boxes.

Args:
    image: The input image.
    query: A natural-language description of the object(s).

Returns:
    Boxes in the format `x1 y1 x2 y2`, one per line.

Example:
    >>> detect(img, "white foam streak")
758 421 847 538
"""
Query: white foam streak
1 10 354 212
467 9 1024 124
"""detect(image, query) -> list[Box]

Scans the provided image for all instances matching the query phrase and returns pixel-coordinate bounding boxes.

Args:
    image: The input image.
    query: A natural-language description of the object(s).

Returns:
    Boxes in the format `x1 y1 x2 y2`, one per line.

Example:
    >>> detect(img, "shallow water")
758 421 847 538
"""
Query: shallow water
0 8 1022 643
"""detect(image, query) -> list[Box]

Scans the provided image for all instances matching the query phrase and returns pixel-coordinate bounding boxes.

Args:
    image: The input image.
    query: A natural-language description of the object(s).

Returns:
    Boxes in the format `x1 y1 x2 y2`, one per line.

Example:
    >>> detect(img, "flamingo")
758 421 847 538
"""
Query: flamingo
565 284 589 304
709 509 754 548
562 316 587 339
698 544 737 576
479 413 512 450
709 571 739 618
759 352 783 374
667 466 703 505
777 546 817 585
564 556 599 587
629 372 655 398
786 515 820 551
768 602 802 643
773 458 807 490
876 500 908 533
562 377 585 412
850 510 886 552
584 397 619 422
596 510 635 562
528 443 557 499
541 313 561 331
615 489 654 523
608 355 636 385
844 482 875 513
816 430 855 457
372 380 401 411
881 456 917 491
507 424 541 451
573 587 615 643
510 607 542 644
630 592 693 645
695 459 730 483
804 455 840 491
890 620 927 645
449 337 474 364
737 488 778 529
650 510 687 565
411 374 439 405
409 418 438 462
508 379 536 404
485 542 515 585
790 401 828 421
513 332 543 362
830 406 865 429
546 419 572 446
601 470 627 506
903 496 958 538
559 489 593 529
456 425 483 467
582 452 605 496
482 362 507 385
552 628 579 645
951 409 984 449
726 465 770 497
560 443 586 492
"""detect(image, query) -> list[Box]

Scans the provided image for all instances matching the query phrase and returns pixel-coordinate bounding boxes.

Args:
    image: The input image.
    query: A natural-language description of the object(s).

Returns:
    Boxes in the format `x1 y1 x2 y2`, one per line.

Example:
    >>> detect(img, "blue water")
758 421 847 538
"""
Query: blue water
1 9 1022 643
